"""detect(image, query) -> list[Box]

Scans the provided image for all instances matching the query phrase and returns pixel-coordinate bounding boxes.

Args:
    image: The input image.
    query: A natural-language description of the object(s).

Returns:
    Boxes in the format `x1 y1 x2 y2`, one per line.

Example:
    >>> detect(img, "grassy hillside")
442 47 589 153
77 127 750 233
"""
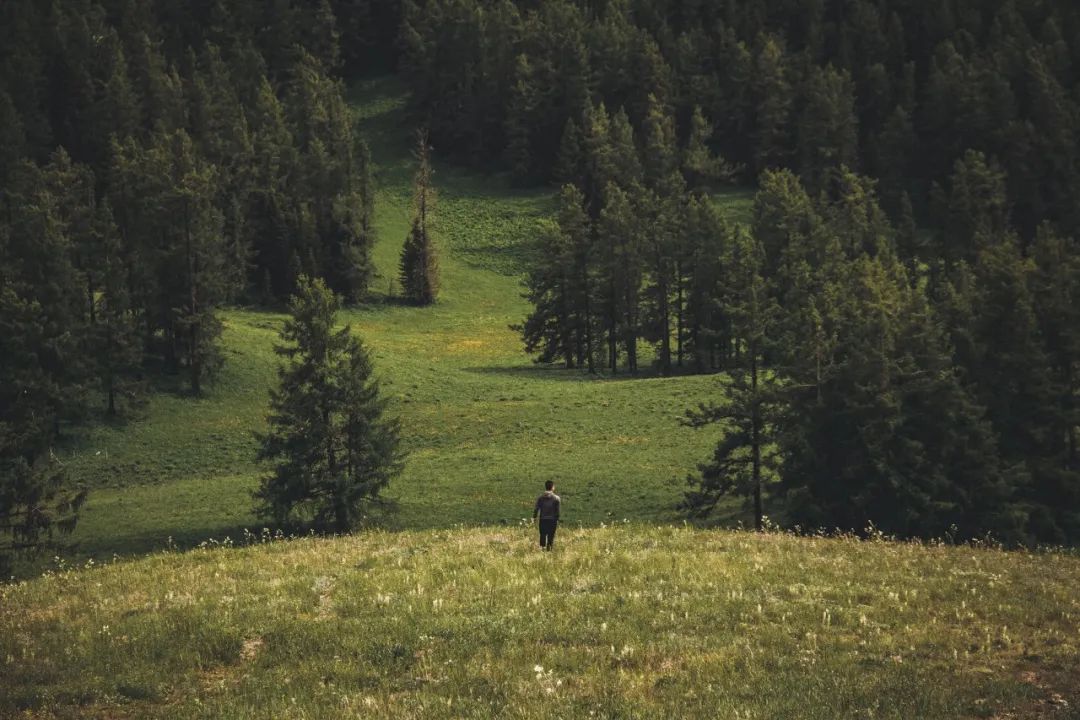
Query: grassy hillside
3 526 1079 719
50 77 755 565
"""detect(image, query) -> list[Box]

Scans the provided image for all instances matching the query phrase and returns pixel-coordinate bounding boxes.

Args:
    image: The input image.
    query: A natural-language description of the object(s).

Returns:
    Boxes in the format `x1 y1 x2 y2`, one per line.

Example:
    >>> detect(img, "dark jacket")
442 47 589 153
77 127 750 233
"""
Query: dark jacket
533 491 561 520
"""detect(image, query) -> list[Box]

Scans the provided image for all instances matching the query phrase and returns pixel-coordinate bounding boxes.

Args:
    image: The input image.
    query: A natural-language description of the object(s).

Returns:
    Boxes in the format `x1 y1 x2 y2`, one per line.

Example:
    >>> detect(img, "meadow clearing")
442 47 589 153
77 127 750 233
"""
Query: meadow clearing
3 525 1079 718
55 77 753 564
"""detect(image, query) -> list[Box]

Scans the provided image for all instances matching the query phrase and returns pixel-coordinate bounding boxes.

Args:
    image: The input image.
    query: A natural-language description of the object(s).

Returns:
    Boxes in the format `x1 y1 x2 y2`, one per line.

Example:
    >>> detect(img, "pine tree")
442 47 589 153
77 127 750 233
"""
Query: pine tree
641 95 684 375
750 35 791 174
553 118 583 189
93 33 141 150
951 234 1063 540
681 196 730 372
306 0 342 72
517 184 593 369
0 90 26 182
683 229 781 530
0 288 88 571
1030 223 1080 538
796 65 859 195
598 182 644 373
504 53 537 182
400 129 439 305
935 150 1011 270
0 159 91 572
751 168 820 280
91 201 143 416
163 130 227 394
256 276 403 532
683 105 741 190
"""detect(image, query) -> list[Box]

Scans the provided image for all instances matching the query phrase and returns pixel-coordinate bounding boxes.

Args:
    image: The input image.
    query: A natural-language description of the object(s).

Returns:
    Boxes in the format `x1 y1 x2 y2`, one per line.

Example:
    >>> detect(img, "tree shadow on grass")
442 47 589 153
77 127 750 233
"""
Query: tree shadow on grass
62 500 406 569
464 364 717 382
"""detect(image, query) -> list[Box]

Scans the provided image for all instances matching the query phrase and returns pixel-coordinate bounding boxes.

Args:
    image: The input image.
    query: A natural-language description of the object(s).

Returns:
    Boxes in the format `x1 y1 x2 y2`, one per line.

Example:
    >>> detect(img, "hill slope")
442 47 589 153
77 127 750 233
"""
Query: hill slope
53 77 753 564
3 526 1079 719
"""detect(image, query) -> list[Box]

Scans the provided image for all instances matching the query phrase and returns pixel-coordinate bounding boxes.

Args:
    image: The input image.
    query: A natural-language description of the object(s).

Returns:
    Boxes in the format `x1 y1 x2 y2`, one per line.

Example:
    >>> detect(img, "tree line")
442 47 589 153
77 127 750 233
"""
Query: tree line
401 0 1080 242
519 92 1079 542
0 0 385 570
688 164 1078 545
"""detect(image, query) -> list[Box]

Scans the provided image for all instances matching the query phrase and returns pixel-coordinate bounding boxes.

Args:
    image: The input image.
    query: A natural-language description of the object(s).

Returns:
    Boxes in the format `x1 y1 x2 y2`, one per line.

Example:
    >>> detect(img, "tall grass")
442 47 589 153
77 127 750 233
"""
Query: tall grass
3 526 1078 718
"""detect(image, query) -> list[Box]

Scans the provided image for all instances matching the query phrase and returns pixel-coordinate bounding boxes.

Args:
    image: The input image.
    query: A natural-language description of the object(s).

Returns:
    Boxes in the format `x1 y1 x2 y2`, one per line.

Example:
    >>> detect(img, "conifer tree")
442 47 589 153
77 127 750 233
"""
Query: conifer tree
0 287 88 571
796 65 859 195
1030 224 1080 538
683 106 741 189
91 201 143 416
256 276 403 532
553 118 584 189
0 159 90 572
504 53 537 182
934 150 1011 270
518 185 593 369
751 35 791 174
161 130 227 394
681 197 730 371
400 129 439 305
641 96 684 375
684 229 781 530
598 182 644 373
0 90 26 182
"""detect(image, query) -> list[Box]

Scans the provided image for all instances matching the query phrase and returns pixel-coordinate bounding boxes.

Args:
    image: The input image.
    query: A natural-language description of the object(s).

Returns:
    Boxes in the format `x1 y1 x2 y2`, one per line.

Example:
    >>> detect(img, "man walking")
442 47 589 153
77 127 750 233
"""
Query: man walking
533 480 561 551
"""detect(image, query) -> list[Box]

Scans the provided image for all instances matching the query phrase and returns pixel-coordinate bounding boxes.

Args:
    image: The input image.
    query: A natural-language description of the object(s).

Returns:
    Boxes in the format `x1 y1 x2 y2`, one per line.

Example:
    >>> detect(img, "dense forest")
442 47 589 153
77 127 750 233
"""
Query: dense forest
0 0 403 563
403 0 1079 542
2 0 1079 561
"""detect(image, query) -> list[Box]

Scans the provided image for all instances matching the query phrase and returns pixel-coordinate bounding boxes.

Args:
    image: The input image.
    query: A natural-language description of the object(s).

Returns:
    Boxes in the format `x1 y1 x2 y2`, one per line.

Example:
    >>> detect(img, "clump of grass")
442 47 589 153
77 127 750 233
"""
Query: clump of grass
2 526 1078 718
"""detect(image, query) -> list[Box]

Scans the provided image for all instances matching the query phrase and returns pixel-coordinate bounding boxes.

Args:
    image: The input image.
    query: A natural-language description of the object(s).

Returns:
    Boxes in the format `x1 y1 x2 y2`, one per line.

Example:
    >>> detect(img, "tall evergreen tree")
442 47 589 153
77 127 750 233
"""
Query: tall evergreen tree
518 184 593 369
684 229 781 530
682 105 741 189
597 182 644 373
256 276 403 532
750 35 791 174
796 65 859 195
1030 223 1080 538
165 130 227 394
400 129 439 305
504 53 537 182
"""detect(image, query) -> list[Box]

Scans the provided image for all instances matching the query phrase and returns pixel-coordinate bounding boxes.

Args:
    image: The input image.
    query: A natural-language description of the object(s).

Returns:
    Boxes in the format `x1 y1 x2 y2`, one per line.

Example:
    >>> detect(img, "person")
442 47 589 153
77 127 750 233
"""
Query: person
533 480 561 551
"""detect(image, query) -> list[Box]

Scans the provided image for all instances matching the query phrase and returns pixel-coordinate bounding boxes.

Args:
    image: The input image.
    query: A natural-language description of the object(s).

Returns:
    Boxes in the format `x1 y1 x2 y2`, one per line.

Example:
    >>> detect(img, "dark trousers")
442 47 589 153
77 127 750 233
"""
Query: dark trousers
539 519 558 550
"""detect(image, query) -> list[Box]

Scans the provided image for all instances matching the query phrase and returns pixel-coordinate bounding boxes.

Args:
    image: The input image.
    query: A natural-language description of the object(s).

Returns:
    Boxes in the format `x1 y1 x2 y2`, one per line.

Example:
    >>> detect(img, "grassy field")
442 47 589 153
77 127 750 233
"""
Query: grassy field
50 77 755 565
3 526 1079 719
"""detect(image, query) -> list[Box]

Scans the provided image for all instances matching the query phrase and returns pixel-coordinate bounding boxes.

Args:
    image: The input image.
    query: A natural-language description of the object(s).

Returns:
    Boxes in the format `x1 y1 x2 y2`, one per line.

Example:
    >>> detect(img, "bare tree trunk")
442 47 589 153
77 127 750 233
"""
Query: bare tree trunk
751 347 763 532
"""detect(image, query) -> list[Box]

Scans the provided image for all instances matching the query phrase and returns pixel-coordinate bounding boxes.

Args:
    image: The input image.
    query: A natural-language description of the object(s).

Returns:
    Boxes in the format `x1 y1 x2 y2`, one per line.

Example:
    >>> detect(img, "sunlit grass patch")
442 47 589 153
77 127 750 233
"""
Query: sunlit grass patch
2 526 1078 719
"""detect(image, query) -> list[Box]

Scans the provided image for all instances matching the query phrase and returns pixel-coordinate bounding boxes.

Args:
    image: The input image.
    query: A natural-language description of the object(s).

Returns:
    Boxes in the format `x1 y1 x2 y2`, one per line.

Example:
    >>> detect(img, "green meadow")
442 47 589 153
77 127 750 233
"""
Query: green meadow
56 77 754 563
3 526 1078 718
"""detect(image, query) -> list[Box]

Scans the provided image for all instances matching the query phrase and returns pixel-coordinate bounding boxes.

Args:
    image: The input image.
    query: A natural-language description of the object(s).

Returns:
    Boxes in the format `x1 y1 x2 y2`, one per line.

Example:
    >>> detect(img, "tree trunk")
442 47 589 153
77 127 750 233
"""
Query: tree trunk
582 262 594 373
608 281 618 374
184 198 201 396
87 274 96 325
106 316 116 416
658 281 671 375
675 261 684 369
751 347 763 532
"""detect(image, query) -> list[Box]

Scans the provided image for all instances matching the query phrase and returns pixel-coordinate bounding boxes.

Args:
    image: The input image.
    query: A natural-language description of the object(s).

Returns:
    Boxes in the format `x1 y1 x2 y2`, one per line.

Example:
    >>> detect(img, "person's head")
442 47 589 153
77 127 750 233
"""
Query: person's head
545 480 555 491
